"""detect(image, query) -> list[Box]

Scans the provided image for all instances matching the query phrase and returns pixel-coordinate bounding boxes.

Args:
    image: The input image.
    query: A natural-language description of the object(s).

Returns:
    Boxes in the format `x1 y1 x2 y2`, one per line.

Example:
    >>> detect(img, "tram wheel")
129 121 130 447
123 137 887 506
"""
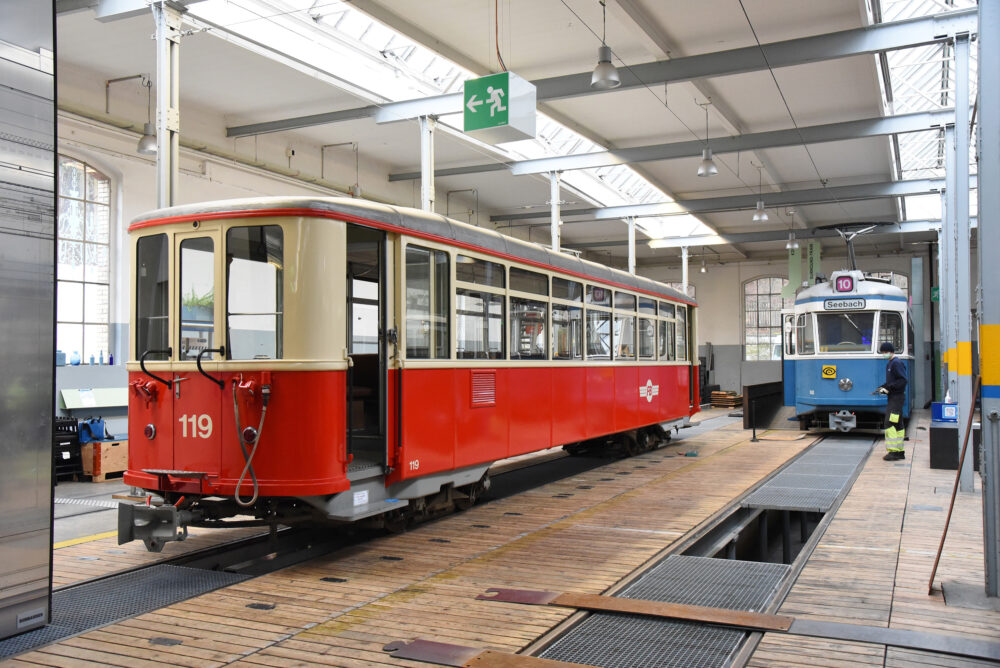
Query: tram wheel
383 510 409 534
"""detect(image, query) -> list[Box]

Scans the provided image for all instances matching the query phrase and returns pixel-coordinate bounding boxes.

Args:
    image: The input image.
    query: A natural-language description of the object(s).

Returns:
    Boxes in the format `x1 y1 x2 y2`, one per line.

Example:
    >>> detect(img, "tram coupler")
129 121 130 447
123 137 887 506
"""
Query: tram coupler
828 410 857 432
118 502 196 552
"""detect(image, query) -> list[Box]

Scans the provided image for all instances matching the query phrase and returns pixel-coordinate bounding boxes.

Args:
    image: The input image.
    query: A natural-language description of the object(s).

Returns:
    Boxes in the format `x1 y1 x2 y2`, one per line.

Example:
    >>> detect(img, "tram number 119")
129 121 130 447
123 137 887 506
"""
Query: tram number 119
178 414 213 439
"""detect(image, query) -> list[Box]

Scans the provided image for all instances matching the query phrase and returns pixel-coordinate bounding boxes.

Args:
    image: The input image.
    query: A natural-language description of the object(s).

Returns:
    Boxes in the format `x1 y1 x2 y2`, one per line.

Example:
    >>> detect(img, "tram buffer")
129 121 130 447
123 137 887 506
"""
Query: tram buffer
876 341 908 460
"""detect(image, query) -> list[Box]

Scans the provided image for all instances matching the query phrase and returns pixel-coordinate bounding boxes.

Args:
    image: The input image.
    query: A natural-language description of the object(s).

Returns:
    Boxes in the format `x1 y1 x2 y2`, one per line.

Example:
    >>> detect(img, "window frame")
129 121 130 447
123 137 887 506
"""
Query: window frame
743 276 793 361
57 155 113 362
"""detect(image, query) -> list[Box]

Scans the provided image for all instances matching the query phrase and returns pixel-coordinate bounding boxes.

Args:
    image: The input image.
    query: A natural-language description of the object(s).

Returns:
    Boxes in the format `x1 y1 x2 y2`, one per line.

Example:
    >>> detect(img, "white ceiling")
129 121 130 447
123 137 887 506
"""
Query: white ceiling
55 0 946 267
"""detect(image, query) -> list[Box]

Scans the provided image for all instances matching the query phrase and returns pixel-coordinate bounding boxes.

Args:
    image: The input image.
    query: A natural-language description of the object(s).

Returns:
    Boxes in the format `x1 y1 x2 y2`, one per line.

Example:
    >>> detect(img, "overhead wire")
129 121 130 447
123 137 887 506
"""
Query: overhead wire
736 0 854 221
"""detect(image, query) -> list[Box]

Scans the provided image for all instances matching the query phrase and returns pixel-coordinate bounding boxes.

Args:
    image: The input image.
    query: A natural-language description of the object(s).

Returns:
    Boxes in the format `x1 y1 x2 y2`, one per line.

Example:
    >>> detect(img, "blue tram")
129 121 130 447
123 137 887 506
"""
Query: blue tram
782 270 913 431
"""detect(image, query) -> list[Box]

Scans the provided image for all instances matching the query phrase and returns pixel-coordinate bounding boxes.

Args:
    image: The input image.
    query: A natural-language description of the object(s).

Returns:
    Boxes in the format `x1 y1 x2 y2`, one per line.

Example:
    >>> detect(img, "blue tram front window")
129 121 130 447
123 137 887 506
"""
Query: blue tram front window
816 312 874 353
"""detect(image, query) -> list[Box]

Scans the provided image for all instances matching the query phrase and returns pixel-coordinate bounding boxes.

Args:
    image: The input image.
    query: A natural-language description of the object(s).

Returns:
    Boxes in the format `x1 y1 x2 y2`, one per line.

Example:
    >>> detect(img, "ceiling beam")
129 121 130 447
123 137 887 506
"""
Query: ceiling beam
225 8 976 138
491 177 956 223
389 109 952 181
565 219 950 250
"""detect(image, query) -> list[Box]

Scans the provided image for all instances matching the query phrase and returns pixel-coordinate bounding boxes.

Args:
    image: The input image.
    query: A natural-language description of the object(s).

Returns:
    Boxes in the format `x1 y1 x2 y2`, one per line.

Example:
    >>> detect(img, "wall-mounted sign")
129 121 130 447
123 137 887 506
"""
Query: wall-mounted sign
464 72 536 144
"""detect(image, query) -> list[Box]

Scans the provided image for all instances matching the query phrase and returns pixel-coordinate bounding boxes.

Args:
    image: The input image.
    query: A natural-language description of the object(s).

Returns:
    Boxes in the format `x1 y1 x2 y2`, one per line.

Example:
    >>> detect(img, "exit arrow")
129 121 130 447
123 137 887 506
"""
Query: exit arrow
466 94 483 113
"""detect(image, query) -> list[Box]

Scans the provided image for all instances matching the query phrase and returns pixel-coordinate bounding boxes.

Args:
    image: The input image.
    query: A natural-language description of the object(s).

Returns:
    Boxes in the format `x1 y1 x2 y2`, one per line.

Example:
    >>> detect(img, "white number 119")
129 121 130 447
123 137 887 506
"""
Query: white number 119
178 414 213 439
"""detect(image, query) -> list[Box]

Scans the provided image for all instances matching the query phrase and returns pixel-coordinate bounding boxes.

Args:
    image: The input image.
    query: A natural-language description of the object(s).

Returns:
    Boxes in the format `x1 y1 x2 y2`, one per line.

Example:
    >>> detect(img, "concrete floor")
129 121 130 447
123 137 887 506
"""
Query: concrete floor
52 478 130 544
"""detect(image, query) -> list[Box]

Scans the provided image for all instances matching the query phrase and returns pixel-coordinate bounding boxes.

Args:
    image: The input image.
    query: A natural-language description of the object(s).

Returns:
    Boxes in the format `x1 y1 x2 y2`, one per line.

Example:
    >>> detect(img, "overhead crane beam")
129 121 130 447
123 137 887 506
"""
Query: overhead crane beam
491 177 964 223
224 9 976 139
562 219 952 251
388 110 956 181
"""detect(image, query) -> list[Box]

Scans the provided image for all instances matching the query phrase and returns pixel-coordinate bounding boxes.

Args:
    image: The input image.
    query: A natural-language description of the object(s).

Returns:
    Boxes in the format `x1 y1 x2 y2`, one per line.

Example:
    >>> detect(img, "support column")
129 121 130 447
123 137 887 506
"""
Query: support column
419 115 436 212
627 217 636 275
954 33 973 493
152 1 182 208
943 125 957 404
911 256 927 408
977 0 1000 598
549 171 561 252
681 246 690 295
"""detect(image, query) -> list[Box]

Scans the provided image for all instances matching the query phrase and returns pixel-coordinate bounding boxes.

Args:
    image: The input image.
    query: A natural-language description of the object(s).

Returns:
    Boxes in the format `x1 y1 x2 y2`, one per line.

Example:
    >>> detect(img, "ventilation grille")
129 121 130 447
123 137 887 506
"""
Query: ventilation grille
471 370 496 406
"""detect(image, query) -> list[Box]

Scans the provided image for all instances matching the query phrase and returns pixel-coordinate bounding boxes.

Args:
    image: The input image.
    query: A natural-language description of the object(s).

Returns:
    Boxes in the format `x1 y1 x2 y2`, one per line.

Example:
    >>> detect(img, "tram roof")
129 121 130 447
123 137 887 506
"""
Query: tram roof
131 196 694 305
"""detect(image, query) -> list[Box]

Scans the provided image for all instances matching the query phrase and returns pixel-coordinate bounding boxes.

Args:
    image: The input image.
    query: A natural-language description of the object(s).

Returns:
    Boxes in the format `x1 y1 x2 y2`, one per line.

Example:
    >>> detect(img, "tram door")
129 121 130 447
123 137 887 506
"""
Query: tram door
345 225 388 470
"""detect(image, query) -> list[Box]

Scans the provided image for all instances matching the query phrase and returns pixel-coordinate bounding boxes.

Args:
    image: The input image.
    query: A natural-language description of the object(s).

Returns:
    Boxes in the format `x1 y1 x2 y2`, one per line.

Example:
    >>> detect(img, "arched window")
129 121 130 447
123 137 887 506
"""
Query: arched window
57 157 111 362
744 276 792 361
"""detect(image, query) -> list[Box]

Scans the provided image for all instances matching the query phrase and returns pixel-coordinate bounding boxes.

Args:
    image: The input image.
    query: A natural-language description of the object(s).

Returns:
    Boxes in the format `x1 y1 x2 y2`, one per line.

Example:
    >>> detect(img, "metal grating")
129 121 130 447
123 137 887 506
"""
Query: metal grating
0 565 248 659
741 436 873 513
539 556 788 667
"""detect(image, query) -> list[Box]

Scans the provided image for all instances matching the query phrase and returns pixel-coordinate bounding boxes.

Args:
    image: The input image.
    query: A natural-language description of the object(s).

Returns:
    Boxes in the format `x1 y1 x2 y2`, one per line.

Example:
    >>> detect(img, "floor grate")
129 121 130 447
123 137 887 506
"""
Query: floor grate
0 565 248 659
539 556 788 667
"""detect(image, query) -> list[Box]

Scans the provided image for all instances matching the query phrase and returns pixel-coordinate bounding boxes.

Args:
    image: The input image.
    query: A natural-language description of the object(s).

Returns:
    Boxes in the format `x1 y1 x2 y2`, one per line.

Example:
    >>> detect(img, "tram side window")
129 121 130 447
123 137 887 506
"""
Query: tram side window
510 297 547 359
456 290 504 359
676 306 688 361
879 311 903 354
816 312 873 353
510 267 548 296
405 246 449 359
456 255 505 288
796 314 815 354
179 237 215 360
586 285 611 307
658 319 675 361
136 234 169 361
553 277 583 302
639 298 656 316
907 317 914 356
227 225 283 360
553 305 583 360
615 292 637 311
586 310 611 359
638 317 655 359
615 314 636 360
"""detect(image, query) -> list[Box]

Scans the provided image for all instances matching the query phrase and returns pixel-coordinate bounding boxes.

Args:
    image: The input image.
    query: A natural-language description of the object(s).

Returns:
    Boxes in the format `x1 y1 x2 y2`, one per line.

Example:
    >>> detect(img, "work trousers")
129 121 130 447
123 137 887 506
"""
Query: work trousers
884 392 906 453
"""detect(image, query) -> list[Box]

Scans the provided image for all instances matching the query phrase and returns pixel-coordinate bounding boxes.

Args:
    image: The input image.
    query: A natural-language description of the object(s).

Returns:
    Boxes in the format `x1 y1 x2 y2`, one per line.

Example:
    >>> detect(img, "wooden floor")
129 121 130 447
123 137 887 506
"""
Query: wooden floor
10 419 810 667
17 411 995 668
750 411 1000 667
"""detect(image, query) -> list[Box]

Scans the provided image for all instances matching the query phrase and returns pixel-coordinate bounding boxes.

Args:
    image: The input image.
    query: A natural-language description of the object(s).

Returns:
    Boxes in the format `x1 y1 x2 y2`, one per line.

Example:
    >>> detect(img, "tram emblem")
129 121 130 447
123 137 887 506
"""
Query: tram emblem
639 379 660 403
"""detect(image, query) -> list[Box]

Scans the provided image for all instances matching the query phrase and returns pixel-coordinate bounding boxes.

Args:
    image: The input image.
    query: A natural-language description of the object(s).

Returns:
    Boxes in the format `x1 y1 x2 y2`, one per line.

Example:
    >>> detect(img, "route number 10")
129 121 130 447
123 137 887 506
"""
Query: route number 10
178 414 213 439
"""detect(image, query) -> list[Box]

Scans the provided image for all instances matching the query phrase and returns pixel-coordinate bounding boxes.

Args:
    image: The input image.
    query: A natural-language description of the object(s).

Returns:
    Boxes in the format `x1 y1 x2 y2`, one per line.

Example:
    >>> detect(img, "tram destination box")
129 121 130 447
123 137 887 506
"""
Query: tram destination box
81 439 128 482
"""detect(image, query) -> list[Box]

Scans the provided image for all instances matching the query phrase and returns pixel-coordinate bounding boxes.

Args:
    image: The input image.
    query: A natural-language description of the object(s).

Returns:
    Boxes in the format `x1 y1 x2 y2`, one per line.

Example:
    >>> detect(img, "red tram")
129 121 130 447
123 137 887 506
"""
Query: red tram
118 197 699 550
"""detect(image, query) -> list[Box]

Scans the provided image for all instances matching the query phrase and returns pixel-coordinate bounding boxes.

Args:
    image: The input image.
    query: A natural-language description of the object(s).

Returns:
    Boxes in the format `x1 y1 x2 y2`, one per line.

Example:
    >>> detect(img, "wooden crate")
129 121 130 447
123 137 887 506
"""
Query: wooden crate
81 440 128 482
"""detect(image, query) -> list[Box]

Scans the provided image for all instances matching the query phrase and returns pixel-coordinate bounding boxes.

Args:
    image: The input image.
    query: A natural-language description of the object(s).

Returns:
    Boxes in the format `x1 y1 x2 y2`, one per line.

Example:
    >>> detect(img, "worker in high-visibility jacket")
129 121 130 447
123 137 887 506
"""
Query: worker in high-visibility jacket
876 341 908 460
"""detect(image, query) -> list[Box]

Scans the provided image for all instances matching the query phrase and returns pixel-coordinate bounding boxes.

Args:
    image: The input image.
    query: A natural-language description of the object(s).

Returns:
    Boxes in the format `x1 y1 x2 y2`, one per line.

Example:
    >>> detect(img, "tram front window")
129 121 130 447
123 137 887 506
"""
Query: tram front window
816 312 874 353
136 234 169 360
226 225 283 360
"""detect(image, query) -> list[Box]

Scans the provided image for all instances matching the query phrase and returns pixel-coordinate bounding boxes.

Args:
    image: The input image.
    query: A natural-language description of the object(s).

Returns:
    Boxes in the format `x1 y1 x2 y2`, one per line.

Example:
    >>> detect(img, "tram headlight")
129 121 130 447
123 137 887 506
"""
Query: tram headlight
242 426 259 444
838 378 853 392
144 423 156 440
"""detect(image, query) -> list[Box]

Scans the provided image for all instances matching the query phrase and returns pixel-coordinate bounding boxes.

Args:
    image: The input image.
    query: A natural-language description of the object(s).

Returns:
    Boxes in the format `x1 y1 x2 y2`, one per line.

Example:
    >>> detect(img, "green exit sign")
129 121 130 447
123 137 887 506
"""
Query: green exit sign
463 71 536 144
931 286 940 302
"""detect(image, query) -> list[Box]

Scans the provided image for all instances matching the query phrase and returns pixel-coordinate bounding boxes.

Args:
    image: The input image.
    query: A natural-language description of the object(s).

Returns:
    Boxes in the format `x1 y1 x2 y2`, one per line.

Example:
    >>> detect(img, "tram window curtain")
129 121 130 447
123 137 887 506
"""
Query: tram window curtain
456 289 504 359
405 245 449 359
879 311 904 354
136 234 169 361
510 297 547 359
553 305 582 360
226 225 283 360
